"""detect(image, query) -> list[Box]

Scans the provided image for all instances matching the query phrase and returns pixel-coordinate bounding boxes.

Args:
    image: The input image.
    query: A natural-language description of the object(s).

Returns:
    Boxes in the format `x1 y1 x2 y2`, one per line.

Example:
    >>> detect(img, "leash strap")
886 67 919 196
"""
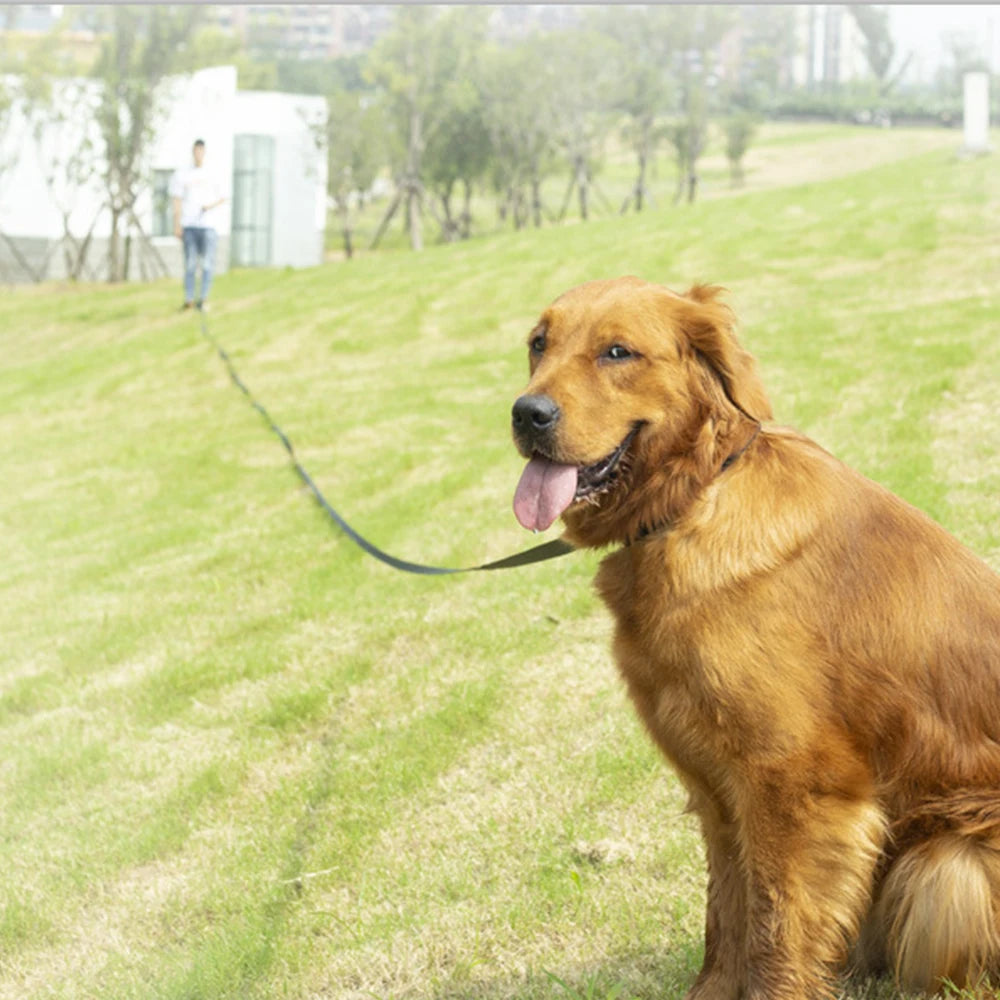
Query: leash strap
198 312 575 575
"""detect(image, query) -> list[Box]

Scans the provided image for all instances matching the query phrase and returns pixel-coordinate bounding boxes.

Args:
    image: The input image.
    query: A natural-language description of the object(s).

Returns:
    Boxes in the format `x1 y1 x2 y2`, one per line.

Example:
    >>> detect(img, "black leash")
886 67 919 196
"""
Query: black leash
197 310 575 575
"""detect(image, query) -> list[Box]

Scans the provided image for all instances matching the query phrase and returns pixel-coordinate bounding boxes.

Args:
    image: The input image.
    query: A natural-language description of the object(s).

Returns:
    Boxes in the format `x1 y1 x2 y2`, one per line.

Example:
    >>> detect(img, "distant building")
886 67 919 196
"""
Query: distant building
0 65 327 284
718 5 868 94
209 4 392 60
792 5 868 88
485 5 583 42
1 3 60 33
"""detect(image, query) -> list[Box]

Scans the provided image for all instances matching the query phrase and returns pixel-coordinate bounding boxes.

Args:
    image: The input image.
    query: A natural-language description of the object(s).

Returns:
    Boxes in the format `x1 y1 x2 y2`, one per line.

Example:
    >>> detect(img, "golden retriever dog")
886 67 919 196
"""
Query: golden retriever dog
511 276 1000 999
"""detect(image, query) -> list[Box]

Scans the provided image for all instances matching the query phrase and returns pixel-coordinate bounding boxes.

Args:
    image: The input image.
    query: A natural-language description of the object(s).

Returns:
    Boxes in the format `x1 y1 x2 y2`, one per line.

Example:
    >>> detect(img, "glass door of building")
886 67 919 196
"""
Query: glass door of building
231 134 275 267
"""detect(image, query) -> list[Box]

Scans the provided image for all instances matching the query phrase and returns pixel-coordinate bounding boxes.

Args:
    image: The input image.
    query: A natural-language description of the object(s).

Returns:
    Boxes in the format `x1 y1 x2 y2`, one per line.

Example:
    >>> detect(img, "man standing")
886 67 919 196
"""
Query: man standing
170 139 226 311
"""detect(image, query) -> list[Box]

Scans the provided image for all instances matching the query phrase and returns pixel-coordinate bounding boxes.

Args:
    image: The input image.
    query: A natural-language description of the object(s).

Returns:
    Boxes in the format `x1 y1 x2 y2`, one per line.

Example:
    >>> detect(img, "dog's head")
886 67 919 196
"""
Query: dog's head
512 276 771 547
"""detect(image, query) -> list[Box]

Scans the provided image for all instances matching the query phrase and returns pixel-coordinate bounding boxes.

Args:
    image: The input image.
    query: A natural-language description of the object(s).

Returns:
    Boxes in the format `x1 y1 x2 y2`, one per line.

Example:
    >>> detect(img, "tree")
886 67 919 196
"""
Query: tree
274 54 366 96
34 79 106 280
88 6 203 281
722 110 758 187
320 91 385 258
365 7 487 250
712 6 796 191
847 4 912 96
546 25 618 222
0 21 88 282
423 83 491 241
475 39 558 230
664 6 735 205
938 29 990 96
185 22 278 91
593 7 678 214
732 6 797 107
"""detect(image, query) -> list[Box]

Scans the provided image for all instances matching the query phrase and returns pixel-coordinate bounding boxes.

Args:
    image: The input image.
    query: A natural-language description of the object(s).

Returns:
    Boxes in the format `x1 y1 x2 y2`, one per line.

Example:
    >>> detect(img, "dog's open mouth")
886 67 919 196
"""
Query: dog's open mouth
513 424 641 532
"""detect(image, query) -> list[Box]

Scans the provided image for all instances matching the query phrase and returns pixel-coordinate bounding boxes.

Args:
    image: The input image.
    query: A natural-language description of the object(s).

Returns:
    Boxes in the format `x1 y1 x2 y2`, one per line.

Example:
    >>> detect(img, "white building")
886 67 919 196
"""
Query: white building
0 65 327 283
790 5 869 89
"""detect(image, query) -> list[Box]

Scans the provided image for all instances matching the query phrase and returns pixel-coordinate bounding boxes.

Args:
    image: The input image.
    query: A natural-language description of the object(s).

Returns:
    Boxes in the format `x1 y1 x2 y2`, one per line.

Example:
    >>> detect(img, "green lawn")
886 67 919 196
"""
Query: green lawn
2 125 999 1000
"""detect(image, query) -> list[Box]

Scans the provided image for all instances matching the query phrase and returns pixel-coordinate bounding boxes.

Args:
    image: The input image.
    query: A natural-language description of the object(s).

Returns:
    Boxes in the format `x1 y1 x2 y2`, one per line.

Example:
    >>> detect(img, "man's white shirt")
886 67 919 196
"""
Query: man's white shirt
170 164 225 229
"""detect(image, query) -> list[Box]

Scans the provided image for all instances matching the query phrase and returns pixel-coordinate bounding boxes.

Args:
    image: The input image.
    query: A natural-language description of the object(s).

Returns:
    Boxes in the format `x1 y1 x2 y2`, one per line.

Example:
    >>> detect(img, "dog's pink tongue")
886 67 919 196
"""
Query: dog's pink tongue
513 457 578 531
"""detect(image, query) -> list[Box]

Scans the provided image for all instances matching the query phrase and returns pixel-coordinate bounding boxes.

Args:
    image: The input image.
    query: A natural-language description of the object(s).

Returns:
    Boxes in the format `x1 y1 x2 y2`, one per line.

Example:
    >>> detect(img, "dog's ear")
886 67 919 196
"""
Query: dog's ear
676 284 772 421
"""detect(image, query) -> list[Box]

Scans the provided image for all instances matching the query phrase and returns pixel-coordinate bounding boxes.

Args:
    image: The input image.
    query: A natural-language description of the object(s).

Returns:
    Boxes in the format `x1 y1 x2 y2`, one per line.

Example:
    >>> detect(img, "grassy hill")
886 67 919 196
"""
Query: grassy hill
1 125 998 1000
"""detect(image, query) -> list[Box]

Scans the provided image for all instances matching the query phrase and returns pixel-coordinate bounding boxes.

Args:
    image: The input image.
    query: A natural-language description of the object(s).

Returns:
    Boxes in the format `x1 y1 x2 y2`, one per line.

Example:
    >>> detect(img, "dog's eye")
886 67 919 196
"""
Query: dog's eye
530 333 546 355
602 344 634 362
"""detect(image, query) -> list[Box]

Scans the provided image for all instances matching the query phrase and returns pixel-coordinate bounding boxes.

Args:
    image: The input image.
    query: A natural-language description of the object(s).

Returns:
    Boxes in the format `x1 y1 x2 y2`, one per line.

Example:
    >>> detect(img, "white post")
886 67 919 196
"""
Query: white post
962 71 992 156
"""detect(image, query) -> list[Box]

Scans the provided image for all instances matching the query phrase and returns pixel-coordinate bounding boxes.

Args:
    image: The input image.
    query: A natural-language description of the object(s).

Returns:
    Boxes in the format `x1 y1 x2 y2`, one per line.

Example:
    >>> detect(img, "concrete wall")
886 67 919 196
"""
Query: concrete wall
0 233 231 284
231 89 327 269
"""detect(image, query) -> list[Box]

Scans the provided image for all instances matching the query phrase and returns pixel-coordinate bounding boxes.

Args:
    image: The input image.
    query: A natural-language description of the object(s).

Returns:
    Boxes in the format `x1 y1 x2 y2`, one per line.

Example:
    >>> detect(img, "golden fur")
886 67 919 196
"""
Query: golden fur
512 276 1000 998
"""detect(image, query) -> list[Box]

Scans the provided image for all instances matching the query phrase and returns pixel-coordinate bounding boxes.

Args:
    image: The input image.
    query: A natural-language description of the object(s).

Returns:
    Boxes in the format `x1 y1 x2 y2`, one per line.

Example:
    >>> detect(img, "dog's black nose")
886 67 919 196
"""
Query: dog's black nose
512 394 560 436
512 394 560 454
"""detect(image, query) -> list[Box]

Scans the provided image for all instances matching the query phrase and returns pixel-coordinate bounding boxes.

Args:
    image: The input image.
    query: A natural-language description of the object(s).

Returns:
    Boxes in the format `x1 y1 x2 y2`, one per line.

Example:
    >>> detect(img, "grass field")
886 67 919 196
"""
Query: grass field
2 124 999 1000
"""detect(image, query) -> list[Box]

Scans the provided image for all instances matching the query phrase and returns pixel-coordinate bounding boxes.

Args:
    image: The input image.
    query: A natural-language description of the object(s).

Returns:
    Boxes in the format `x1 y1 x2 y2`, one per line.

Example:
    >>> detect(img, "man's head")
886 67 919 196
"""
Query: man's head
192 139 205 167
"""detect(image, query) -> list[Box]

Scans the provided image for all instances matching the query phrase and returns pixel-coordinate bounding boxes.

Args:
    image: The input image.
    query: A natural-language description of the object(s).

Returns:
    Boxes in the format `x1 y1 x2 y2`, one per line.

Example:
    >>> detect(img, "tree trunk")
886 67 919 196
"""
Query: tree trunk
576 158 589 221
531 176 543 228
124 230 133 281
108 205 122 282
406 102 424 251
338 201 354 258
513 189 526 230
673 148 687 206
406 182 423 252
558 173 576 222
460 179 472 239
439 181 456 242
635 147 648 212
370 190 402 250
67 211 100 281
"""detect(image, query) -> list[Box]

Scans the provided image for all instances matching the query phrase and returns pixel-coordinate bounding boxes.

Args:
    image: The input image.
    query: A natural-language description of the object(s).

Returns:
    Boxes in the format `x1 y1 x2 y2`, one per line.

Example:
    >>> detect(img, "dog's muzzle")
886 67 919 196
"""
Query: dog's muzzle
512 393 560 455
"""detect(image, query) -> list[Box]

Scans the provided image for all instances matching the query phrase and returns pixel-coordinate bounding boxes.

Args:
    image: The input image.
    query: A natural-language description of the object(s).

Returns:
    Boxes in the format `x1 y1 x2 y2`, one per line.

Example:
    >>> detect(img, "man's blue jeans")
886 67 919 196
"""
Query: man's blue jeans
182 226 218 304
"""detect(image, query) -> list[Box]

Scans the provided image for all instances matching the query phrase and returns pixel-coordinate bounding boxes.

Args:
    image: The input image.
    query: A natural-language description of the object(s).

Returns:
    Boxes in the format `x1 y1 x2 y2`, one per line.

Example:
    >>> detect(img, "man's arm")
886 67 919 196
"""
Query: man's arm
172 196 183 239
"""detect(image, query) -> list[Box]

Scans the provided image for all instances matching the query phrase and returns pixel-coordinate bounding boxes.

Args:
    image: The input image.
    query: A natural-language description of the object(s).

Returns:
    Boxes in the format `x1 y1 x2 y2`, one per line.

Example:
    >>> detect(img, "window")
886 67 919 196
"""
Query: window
231 134 275 267
152 169 174 237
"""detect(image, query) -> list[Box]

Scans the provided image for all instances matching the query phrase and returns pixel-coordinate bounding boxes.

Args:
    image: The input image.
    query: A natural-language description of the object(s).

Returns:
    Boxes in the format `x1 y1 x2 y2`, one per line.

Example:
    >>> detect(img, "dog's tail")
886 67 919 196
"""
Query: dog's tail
874 807 1000 994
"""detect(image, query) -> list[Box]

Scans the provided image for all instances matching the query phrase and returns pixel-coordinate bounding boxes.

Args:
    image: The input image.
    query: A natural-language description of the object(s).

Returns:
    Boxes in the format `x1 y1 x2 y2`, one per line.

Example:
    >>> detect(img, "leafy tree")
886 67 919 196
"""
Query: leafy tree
664 6 735 204
722 110 758 187
423 83 491 241
546 25 618 221
716 7 792 192
732 6 797 107
0 20 95 281
274 55 366 96
592 7 678 213
34 80 106 280
88 5 204 280
319 91 386 258
366 6 487 250
184 23 277 90
847 4 912 96
938 29 990 96
475 38 558 229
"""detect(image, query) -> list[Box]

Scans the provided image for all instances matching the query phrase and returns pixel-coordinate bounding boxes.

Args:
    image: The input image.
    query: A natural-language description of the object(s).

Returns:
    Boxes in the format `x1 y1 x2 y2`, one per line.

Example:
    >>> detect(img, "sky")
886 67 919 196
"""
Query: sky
886 5 998 77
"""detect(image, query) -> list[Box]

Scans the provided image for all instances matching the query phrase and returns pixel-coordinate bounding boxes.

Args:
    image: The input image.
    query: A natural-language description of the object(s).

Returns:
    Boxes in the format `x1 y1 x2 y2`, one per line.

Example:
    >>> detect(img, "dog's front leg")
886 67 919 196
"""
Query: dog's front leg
686 808 745 1000
737 770 886 1000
